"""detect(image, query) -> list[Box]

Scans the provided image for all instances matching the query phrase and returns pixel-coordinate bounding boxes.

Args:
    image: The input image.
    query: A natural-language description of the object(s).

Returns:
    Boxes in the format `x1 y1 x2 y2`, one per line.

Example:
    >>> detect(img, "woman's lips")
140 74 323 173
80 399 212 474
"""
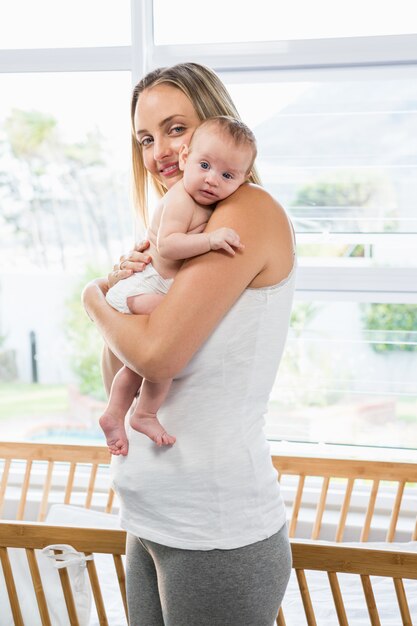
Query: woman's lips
159 163 179 177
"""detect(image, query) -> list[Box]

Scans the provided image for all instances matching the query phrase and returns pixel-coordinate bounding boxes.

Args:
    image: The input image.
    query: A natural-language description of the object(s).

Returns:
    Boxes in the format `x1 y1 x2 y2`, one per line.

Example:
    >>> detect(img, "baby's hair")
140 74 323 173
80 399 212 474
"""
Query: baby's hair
192 116 257 173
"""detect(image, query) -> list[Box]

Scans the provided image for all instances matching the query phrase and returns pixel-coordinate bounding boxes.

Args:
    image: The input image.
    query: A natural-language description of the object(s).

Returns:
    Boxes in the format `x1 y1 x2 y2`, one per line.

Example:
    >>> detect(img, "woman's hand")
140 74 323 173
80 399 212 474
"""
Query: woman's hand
108 240 152 288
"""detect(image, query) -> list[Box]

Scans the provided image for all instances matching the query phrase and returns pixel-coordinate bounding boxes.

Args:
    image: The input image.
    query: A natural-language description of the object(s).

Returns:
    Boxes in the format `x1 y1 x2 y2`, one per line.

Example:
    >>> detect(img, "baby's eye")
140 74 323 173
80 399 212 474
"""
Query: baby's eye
200 161 210 170
223 172 233 180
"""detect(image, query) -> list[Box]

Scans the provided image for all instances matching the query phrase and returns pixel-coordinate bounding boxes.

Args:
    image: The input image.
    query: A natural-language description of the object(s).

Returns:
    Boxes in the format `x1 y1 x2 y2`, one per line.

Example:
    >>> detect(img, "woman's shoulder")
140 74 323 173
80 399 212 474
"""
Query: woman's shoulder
214 183 292 233
209 183 295 287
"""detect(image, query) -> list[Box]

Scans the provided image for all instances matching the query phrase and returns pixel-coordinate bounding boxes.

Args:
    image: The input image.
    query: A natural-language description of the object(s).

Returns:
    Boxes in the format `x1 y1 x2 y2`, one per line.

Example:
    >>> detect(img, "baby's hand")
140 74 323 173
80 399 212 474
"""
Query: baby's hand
208 228 245 256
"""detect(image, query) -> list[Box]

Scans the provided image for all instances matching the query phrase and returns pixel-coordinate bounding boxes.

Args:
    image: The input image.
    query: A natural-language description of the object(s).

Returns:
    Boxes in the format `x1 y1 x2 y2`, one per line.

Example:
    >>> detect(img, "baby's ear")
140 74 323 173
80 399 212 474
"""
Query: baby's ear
179 144 189 171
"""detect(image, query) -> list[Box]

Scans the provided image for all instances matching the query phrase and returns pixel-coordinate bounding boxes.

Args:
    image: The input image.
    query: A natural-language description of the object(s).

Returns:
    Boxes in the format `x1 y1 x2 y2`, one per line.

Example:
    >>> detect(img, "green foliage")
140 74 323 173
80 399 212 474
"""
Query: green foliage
361 303 417 353
65 267 107 400
293 178 374 208
4 109 57 158
64 130 105 167
290 302 320 336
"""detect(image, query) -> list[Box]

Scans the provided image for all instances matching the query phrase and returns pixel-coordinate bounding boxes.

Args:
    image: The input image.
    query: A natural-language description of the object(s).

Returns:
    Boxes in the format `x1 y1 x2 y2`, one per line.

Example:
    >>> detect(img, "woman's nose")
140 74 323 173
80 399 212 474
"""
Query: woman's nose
153 136 171 161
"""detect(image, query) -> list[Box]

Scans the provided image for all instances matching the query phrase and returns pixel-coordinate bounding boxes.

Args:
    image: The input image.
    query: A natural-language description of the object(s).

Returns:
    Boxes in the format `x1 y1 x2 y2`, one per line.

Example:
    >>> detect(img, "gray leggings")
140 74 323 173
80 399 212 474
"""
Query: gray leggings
126 524 292 626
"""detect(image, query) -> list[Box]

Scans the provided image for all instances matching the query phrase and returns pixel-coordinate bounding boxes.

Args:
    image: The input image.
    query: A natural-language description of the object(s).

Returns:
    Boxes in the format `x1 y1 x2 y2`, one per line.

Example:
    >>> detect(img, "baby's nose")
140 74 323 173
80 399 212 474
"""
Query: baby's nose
205 170 219 185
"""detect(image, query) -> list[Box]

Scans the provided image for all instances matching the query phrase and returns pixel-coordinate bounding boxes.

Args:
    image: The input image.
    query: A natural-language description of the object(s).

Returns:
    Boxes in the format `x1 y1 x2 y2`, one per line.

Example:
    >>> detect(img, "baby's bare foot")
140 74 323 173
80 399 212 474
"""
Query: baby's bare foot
130 412 176 447
99 413 129 456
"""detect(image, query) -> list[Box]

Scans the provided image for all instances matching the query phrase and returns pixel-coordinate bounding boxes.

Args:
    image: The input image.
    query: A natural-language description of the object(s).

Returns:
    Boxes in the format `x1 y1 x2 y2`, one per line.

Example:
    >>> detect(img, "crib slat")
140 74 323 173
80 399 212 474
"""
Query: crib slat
38 461 54 522
64 462 76 504
276 607 286 625
393 578 412 626
0 546 24 625
412 518 417 542
26 548 52 626
360 574 381 626
17 460 33 520
295 569 317 626
386 481 405 542
113 554 128 620
0 458 12 518
360 479 379 542
311 476 329 540
85 463 98 509
289 475 305 537
56 554 80 626
327 571 348 626
335 478 354 542
86 554 109 625
106 488 115 514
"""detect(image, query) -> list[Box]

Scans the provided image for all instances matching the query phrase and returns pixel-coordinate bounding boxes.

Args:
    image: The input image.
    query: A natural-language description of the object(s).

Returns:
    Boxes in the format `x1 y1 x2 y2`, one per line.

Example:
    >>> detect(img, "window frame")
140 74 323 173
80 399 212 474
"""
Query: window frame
1 0 416 452
129 1 417 305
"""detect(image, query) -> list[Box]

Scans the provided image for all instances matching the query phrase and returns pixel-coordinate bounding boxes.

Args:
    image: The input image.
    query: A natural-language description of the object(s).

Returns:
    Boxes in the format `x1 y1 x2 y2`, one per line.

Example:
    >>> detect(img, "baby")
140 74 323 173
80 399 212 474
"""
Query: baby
101 116 257 455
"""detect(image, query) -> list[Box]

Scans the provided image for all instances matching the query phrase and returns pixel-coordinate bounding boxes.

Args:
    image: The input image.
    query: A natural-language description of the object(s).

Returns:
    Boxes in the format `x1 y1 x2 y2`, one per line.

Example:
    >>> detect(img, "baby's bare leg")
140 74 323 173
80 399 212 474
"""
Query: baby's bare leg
99 365 142 456
126 292 176 446
127 293 165 315
130 379 176 446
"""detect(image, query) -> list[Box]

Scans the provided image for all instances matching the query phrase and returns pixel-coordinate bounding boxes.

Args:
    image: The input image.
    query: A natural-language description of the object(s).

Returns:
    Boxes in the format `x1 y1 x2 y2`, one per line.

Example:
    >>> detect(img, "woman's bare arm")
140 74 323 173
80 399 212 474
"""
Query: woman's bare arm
83 185 294 382
101 346 124 396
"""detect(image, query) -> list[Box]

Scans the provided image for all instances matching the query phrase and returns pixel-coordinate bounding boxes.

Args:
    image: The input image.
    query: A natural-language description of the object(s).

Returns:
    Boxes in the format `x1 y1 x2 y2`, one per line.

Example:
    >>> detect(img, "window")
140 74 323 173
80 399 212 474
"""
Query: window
0 0 131 49
1 0 416 453
223 68 417 449
153 0 417 44
0 4 134 445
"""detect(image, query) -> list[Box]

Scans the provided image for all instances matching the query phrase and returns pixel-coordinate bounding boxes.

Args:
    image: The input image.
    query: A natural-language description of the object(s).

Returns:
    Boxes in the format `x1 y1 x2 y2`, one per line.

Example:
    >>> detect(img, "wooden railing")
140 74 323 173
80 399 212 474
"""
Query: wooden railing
278 542 417 626
272 455 417 542
0 521 127 626
0 442 114 522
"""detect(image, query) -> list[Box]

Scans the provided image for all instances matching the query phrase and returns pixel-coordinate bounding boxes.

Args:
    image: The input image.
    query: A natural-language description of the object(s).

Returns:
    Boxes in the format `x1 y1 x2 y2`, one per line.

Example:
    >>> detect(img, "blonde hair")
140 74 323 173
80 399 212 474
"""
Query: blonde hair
131 62 262 225
191 116 257 174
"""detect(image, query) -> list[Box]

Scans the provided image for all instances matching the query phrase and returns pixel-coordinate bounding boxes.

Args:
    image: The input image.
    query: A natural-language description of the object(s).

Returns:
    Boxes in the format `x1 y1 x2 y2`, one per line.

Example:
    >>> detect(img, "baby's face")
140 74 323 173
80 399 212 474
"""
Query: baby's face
181 130 252 205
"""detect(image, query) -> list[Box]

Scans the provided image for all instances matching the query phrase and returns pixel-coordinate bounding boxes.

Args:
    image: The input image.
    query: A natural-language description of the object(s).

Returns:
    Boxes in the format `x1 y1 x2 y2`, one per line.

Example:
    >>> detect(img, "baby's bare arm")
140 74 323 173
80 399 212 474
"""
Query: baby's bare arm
157 187 211 260
157 185 243 260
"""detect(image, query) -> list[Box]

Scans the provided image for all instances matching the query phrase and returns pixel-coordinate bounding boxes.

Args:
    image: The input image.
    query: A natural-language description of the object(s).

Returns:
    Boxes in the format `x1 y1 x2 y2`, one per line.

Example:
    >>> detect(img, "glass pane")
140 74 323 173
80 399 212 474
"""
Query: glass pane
0 71 134 444
226 69 417 268
153 0 417 44
1 0 131 49
266 299 417 448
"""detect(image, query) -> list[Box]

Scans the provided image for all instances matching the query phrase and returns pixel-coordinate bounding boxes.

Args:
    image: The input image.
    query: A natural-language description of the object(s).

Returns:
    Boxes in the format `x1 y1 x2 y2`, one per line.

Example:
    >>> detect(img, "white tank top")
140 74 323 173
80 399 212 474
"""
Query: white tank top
111 262 296 550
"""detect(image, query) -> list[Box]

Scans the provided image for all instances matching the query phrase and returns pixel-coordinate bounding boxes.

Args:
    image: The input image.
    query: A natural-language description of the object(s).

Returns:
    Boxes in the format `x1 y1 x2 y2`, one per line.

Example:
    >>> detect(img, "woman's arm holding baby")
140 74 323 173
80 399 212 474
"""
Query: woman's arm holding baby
83 185 294 382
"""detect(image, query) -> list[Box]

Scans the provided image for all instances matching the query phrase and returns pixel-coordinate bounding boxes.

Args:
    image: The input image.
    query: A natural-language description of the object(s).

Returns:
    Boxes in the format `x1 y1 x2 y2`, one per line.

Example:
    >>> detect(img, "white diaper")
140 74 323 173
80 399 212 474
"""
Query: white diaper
106 263 174 314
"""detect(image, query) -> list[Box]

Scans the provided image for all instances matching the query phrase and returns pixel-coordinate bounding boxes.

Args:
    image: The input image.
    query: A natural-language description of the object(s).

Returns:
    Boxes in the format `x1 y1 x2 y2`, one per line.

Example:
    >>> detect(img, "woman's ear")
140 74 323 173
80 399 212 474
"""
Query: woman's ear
179 144 189 171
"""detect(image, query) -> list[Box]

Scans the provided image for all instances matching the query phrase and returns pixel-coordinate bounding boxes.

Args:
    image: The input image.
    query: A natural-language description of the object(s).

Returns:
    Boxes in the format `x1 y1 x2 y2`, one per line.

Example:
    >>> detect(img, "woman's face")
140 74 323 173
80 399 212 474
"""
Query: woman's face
134 84 201 189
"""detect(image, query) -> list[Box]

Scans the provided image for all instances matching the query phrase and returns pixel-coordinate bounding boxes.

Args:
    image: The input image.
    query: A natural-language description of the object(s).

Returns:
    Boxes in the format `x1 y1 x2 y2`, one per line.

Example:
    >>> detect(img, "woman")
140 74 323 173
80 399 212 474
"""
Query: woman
83 63 295 626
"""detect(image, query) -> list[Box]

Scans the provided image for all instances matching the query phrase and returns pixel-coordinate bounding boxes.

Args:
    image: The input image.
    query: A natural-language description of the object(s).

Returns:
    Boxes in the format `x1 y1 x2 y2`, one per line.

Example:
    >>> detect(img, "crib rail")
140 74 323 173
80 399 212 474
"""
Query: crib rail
0 521 127 626
277 542 417 626
1 522 416 626
273 456 417 543
0 442 115 522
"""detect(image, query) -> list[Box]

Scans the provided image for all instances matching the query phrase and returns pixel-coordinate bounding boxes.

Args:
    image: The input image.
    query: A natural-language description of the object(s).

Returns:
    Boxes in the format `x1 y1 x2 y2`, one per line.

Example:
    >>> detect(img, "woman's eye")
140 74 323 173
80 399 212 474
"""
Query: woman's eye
140 136 153 147
200 162 209 170
170 125 185 134
223 172 233 180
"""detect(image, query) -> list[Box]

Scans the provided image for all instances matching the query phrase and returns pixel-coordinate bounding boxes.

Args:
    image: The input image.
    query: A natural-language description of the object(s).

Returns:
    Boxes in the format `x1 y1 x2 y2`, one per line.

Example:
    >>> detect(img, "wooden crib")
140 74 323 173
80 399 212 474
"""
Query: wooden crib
272 454 417 625
1 441 417 625
0 441 115 522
